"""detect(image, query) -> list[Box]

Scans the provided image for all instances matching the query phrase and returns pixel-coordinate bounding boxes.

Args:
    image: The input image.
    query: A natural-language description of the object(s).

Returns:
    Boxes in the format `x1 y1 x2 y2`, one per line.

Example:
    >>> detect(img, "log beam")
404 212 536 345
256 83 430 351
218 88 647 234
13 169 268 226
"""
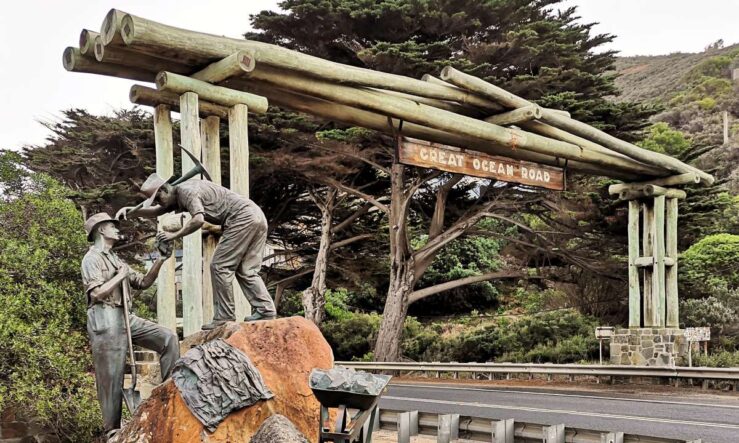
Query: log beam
100 9 127 46
485 105 542 126
94 36 191 74
157 71 268 113
79 30 99 56
130 85 230 119
63 47 154 82
619 187 686 201
191 51 256 83
440 66 714 185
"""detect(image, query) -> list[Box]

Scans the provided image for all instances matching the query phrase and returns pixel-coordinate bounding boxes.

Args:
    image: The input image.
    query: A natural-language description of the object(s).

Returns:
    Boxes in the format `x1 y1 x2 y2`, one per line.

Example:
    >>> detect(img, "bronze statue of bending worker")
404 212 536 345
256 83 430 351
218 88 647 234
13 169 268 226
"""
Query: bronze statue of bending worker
116 174 277 329
81 213 180 435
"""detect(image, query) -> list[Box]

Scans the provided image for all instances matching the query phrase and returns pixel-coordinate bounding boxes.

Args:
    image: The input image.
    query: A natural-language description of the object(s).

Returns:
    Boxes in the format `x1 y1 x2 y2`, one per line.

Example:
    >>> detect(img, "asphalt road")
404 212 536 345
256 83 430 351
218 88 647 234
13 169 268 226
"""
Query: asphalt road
379 382 739 443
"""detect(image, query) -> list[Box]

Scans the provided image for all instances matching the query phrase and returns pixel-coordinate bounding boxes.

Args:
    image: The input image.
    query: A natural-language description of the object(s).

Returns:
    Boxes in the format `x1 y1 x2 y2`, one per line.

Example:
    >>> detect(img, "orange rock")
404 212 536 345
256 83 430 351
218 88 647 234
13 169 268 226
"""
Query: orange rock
115 316 333 443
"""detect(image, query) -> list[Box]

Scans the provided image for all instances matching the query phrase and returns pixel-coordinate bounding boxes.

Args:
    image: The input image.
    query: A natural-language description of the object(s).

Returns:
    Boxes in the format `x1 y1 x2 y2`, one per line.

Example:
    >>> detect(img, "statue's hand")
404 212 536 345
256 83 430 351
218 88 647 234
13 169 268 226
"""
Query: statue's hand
155 239 173 258
115 207 133 221
116 264 130 278
156 231 177 243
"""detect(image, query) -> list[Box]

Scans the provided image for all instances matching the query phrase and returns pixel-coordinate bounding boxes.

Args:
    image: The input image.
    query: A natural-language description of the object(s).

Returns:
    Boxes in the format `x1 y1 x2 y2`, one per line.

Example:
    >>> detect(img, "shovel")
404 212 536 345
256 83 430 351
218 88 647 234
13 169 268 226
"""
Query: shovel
121 277 142 413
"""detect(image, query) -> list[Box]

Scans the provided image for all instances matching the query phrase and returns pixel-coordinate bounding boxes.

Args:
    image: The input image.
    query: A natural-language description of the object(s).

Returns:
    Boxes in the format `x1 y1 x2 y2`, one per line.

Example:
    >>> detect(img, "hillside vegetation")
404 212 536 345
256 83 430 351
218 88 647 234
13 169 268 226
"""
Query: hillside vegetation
614 43 739 103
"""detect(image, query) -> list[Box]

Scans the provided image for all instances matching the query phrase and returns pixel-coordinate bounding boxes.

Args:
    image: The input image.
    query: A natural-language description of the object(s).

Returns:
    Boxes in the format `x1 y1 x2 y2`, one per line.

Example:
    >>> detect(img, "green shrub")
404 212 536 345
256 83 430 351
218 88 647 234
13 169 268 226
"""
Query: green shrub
637 122 691 156
681 234 739 297
693 350 739 368
320 312 381 360
0 156 102 441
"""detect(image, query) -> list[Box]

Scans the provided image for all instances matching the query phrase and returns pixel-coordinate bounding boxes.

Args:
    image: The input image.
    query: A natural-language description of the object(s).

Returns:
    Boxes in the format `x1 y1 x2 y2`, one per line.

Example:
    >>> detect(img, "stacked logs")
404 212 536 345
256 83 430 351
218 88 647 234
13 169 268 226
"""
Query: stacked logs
63 9 713 185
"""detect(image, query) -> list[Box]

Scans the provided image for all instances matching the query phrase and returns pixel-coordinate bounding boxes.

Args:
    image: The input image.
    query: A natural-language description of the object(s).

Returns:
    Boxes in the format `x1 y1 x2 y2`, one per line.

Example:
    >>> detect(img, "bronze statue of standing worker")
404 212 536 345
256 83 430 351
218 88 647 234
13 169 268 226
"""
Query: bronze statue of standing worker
81 213 180 437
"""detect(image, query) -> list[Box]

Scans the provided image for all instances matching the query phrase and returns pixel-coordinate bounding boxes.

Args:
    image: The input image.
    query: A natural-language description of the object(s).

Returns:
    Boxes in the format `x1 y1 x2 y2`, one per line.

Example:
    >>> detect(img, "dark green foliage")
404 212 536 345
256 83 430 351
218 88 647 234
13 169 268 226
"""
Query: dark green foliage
680 234 739 296
0 151 102 441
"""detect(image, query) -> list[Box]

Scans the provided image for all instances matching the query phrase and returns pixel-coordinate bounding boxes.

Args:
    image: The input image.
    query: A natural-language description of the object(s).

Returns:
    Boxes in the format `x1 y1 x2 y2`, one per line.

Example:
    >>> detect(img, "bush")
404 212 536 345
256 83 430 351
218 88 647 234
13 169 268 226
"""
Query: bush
0 155 102 441
637 122 691 156
693 350 739 368
321 313 381 360
681 234 739 297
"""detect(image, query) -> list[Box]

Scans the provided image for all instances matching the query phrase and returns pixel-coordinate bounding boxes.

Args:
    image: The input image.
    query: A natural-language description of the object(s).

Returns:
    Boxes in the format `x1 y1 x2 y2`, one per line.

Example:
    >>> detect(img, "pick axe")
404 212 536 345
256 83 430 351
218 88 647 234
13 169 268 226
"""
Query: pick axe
122 146 211 217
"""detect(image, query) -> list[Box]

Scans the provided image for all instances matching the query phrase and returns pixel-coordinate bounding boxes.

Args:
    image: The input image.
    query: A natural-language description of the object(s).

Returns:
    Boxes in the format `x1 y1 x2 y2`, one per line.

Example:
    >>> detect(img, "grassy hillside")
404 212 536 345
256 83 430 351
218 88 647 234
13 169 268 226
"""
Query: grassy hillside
613 43 739 103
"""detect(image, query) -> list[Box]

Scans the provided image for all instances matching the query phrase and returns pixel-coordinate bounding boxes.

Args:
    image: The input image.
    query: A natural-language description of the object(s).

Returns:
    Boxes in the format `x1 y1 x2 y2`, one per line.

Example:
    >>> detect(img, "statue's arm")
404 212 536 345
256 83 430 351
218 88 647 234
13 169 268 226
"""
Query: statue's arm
157 213 205 243
88 267 128 302
134 258 167 289
115 204 169 221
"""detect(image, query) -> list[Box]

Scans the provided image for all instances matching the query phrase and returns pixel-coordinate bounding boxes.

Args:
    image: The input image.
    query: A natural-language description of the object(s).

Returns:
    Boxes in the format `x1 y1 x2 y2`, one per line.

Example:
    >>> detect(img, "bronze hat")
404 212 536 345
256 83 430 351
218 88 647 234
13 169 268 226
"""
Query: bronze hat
139 173 174 208
84 212 119 242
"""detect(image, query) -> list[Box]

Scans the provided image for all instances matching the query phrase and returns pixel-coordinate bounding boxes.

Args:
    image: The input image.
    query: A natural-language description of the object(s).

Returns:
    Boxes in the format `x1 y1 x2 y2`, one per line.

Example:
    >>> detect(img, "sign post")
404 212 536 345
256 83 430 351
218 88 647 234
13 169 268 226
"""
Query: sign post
684 327 711 367
595 327 614 365
399 137 565 191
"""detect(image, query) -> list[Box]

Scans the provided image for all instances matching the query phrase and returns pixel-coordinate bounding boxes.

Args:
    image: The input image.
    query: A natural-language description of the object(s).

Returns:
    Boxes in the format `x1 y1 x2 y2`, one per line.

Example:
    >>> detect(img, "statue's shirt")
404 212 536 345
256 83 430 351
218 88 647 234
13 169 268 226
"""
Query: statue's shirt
174 181 253 228
81 245 146 307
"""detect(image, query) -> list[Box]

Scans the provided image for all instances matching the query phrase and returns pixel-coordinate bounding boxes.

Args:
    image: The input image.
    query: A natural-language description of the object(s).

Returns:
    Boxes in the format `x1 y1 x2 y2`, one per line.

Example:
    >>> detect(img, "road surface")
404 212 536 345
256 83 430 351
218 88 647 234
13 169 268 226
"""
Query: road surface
379 382 739 442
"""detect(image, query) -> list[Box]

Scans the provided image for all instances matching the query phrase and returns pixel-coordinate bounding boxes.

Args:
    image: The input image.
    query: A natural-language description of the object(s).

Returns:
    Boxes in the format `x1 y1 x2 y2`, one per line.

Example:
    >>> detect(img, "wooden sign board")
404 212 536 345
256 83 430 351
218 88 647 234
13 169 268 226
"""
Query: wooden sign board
595 326 614 339
399 138 565 191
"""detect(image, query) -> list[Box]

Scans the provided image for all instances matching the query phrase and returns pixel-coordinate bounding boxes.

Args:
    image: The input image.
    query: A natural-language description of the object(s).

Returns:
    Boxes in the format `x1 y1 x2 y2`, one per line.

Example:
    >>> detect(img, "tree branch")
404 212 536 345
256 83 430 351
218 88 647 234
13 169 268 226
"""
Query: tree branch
322 177 389 213
408 270 532 304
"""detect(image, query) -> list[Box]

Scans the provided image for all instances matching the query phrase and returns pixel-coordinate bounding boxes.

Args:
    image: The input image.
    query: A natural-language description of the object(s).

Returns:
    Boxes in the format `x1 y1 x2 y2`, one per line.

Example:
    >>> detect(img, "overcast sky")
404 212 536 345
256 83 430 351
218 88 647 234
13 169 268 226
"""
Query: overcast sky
1 0 737 150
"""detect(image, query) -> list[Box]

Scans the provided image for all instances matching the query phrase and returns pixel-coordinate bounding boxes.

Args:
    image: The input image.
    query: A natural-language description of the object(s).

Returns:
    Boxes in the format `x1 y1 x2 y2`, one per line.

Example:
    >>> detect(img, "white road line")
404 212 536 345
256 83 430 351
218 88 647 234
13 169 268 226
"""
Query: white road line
381 396 739 430
390 382 739 410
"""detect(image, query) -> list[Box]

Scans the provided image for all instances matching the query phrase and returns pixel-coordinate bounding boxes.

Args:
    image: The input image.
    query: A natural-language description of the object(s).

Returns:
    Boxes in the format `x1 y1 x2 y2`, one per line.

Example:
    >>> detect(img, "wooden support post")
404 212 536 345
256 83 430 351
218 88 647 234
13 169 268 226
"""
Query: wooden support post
642 201 656 327
653 195 666 327
154 105 177 333
180 92 204 336
628 200 641 327
229 103 250 320
201 115 221 325
666 198 679 327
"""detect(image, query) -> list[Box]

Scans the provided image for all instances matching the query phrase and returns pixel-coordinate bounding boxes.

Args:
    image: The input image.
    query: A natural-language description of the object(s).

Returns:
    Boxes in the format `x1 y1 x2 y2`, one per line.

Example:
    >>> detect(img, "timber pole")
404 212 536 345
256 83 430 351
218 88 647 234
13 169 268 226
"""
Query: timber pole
229 103 251 319
440 66 714 185
180 92 204 336
666 198 680 327
63 47 153 82
153 105 177 333
79 30 99 56
201 116 221 325
130 85 230 119
157 71 268 113
628 200 640 327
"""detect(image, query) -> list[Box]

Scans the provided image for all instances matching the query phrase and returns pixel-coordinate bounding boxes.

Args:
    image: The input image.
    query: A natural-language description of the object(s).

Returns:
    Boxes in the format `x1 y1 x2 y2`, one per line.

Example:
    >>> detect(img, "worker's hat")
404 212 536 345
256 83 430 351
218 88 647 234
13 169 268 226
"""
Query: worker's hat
84 212 119 242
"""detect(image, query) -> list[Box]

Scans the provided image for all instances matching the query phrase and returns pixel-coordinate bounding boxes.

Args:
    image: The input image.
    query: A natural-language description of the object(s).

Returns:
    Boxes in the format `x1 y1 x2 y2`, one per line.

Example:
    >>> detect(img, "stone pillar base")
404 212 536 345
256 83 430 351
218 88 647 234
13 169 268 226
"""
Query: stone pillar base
609 328 686 366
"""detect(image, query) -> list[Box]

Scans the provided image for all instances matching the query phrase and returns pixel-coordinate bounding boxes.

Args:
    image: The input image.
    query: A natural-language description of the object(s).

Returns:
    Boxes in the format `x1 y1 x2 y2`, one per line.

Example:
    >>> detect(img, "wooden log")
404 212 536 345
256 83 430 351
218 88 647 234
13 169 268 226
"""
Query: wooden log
116 11 503 111
485 105 542 126
619 187 686 201
229 103 251 320
370 88 483 117
191 51 256 83
79 30 99 56
635 256 675 267
666 197 679 327
608 173 700 194
521 121 668 176
440 66 714 185
94 36 191 74
233 68 669 175
233 82 647 180
180 91 204 336
157 71 268 113
653 195 666 327
100 9 126 46
63 47 154 82
130 85 230 119
642 201 656 327
201 115 221 325
154 105 177 333
628 200 641 327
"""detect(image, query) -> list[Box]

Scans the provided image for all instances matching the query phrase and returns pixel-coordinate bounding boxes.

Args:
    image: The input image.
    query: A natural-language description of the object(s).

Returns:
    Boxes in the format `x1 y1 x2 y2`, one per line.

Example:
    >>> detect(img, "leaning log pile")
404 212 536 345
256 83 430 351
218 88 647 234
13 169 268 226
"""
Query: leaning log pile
64 9 713 185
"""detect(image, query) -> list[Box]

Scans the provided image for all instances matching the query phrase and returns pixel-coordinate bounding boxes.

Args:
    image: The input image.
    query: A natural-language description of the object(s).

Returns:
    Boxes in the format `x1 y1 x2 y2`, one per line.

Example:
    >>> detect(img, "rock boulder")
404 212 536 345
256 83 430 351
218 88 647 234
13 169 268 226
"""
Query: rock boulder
114 316 333 442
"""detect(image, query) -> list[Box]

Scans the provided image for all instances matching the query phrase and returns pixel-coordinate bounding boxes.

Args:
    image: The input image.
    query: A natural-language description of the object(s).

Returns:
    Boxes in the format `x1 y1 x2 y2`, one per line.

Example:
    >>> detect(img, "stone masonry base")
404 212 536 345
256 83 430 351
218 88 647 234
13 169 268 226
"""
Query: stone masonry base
610 328 687 366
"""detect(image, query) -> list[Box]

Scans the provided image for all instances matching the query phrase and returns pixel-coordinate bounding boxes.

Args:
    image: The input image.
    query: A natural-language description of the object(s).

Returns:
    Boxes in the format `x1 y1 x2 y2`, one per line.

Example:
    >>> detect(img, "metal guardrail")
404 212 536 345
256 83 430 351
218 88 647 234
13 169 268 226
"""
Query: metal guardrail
338 361 739 385
377 409 699 443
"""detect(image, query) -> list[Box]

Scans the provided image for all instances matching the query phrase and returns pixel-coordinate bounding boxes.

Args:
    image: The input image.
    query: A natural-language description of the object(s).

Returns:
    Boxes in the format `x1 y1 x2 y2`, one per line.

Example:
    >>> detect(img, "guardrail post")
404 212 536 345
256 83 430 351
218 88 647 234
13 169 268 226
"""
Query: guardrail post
398 411 411 443
543 424 565 443
492 419 514 443
602 432 624 443
438 413 459 443
410 410 418 436
372 408 380 431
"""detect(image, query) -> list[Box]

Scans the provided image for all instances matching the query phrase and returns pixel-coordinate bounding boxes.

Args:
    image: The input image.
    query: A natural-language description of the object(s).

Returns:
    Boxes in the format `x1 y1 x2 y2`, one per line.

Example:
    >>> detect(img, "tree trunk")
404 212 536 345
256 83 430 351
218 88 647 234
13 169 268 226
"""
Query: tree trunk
374 162 415 362
302 188 336 325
